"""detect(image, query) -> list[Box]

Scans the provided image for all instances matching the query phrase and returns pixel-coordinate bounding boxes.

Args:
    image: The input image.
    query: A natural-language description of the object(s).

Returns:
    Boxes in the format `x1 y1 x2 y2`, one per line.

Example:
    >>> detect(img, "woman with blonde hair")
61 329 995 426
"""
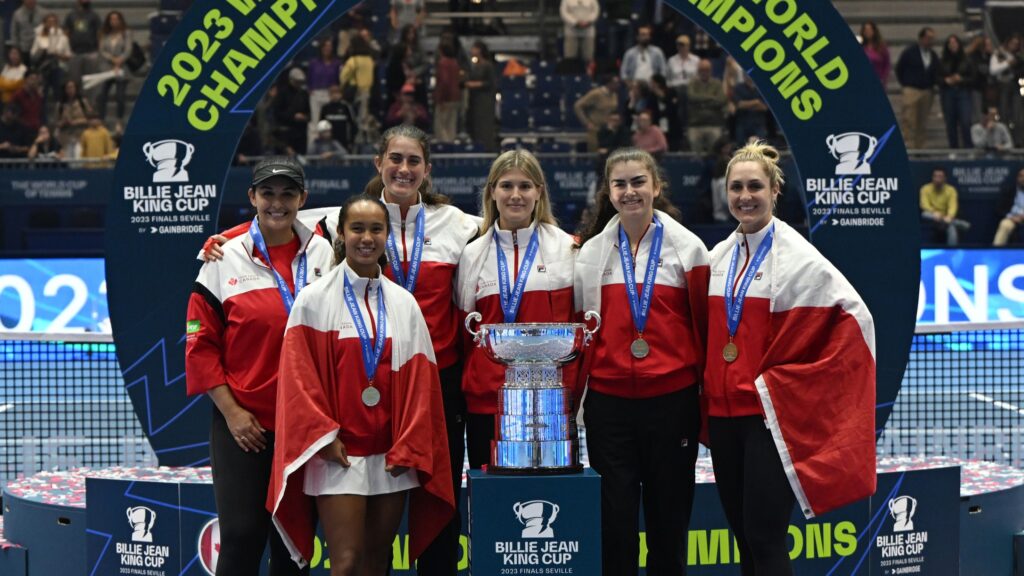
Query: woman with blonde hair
704 141 875 575
574 147 708 576
456 148 578 470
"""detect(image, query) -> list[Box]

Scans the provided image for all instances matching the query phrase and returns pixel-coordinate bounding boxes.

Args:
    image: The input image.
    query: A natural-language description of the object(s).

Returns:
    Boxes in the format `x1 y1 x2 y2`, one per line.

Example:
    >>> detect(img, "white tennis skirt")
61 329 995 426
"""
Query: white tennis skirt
303 453 420 496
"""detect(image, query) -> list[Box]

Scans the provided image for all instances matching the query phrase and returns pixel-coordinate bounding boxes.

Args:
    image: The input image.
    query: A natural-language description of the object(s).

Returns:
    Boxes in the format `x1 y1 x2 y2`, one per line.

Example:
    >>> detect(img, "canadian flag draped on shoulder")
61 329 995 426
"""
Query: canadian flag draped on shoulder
267 263 454 566
710 219 877 518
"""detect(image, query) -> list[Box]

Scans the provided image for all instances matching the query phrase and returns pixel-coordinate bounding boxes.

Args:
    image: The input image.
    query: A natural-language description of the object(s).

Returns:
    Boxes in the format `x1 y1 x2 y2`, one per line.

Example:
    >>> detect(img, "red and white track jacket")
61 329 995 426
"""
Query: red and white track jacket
574 210 709 399
705 218 876 518
456 221 577 414
185 222 333 430
218 201 480 369
268 262 454 566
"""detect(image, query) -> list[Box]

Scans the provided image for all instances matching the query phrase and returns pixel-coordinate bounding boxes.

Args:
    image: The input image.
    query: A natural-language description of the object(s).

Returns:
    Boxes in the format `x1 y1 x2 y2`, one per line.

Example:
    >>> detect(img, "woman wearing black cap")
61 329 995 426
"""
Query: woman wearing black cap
185 157 335 575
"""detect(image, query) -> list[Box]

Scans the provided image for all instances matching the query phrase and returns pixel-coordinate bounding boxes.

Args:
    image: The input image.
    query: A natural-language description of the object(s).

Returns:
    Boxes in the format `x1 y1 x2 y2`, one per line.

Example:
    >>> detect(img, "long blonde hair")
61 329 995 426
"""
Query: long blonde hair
479 149 558 233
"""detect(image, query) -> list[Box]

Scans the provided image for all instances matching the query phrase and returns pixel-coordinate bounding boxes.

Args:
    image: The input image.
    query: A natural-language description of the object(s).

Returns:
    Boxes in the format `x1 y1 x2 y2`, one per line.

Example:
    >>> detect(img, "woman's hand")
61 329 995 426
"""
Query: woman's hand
201 234 228 261
318 438 350 467
385 463 410 477
225 406 267 452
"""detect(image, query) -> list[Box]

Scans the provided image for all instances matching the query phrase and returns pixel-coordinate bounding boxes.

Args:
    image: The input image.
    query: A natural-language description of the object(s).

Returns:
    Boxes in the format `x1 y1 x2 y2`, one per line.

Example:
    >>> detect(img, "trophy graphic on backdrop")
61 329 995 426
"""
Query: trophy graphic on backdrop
465 311 600 474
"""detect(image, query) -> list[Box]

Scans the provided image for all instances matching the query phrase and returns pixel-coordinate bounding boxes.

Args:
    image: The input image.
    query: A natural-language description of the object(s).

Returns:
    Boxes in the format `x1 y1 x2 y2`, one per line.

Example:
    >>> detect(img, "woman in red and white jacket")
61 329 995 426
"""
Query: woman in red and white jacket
269 194 454 574
185 157 334 575
455 149 577 469
203 126 478 575
704 142 875 575
574 147 709 576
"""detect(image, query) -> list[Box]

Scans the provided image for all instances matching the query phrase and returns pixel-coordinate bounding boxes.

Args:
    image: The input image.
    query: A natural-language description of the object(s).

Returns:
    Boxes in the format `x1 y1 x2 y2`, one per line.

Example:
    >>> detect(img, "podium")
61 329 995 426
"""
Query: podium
467 469 602 575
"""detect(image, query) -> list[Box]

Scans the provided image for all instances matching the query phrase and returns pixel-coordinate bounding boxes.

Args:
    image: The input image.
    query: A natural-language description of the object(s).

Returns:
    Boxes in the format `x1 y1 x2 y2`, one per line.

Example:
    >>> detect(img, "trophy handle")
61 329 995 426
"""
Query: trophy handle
583 311 601 344
465 311 483 344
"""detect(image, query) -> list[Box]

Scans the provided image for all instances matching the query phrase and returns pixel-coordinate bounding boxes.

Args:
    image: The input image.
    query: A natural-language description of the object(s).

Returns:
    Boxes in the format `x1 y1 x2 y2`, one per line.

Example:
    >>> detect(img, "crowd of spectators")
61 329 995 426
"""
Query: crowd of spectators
0 0 135 164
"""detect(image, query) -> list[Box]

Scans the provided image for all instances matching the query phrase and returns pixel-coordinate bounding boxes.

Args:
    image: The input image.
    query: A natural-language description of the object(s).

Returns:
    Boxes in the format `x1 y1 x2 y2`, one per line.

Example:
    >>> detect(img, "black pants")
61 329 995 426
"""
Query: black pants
210 408 307 576
708 416 796 576
416 363 467 575
584 387 700 576
465 412 495 470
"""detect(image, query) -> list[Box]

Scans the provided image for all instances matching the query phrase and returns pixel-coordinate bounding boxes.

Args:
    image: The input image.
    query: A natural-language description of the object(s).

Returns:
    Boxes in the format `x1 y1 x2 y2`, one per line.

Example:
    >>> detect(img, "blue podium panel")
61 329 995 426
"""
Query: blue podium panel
467 469 601 575
86 478 183 576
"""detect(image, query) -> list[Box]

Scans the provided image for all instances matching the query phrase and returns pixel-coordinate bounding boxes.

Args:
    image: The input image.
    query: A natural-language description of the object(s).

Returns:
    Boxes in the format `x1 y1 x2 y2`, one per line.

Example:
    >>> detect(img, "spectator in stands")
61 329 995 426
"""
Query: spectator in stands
731 72 769 146
79 112 114 162
574 74 621 153
385 82 429 131
971 106 1014 151
687 58 727 156
989 34 1023 146
896 27 940 149
993 167 1024 246
308 119 347 163
340 34 375 129
648 74 681 150
320 84 357 151
621 25 666 87
701 136 735 223
632 109 667 157
31 13 72 105
465 40 496 152
432 38 461 143
272 67 310 155
560 0 598 65
9 0 41 58
307 38 342 135
0 46 27 104
386 25 427 111
0 104 30 158
27 124 62 161
12 70 43 133
666 35 699 91
939 34 977 149
964 33 989 123
63 0 101 86
96 10 130 120
335 4 371 57
390 0 425 44
859 21 890 85
56 78 90 158
920 166 969 245
596 110 631 157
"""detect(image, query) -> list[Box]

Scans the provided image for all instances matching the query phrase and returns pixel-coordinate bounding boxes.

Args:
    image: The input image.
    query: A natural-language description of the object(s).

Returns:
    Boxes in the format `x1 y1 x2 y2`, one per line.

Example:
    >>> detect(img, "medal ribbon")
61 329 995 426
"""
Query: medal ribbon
724 224 774 338
617 216 663 336
494 227 541 323
343 273 387 385
384 206 425 293
248 217 307 314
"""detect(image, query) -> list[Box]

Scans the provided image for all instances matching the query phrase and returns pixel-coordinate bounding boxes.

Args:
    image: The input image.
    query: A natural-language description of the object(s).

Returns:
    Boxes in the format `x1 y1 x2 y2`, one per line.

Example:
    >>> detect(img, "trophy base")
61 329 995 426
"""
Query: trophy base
486 463 584 476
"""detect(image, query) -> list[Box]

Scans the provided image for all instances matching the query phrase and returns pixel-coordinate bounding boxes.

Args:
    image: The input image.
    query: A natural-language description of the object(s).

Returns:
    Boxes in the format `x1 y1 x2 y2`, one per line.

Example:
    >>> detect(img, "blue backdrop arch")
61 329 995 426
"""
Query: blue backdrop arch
105 0 918 467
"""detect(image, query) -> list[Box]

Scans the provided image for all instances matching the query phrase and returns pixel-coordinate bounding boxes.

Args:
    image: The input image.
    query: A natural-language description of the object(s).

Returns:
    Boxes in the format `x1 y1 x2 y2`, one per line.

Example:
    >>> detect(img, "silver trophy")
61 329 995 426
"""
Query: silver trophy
465 311 601 474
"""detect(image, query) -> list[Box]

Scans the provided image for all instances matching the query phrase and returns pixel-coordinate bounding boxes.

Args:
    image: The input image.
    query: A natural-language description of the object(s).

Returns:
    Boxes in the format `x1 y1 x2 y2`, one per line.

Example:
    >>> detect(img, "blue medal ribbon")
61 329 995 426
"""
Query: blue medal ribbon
384 206 425 293
724 224 774 338
494 226 541 323
343 272 387 384
248 217 307 314
617 216 663 336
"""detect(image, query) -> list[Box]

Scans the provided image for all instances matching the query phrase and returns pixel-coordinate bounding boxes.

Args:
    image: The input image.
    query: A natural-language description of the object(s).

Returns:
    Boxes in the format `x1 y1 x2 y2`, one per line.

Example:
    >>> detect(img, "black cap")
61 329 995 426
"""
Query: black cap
251 157 305 189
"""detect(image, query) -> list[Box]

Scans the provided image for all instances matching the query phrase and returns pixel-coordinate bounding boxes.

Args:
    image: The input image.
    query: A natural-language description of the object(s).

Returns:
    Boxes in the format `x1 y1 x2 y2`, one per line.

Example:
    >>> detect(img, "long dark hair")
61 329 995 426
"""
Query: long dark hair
577 148 682 247
365 124 450 206
333 193 390 267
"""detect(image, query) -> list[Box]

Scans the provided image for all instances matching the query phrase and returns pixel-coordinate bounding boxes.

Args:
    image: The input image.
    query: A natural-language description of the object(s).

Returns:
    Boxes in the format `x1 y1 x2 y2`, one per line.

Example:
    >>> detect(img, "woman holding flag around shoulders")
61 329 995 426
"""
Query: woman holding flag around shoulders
703 141 876 575
268 193 454 574
185 157 334 575
455 149 578 470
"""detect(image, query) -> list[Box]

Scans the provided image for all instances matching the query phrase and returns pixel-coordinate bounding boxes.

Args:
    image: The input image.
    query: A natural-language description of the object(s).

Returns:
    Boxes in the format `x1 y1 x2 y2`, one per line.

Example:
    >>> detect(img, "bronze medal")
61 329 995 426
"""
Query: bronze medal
723 342 739 363
630 338 650 359
362 385 381 407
